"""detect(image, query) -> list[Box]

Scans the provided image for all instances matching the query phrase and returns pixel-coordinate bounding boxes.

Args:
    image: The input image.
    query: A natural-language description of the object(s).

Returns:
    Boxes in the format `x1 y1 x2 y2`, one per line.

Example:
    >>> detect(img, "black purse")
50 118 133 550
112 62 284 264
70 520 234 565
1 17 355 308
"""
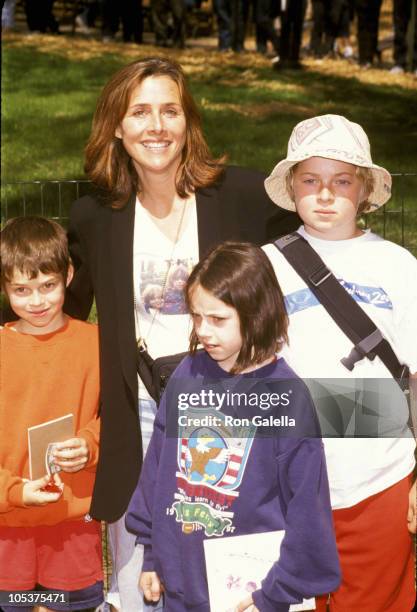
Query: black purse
136 343 189 405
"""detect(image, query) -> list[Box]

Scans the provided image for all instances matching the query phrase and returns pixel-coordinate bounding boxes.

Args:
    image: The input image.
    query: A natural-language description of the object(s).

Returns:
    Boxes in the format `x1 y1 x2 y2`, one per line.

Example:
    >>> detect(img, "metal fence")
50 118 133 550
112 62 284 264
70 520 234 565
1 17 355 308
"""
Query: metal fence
2 176 417 255
1 180 92 226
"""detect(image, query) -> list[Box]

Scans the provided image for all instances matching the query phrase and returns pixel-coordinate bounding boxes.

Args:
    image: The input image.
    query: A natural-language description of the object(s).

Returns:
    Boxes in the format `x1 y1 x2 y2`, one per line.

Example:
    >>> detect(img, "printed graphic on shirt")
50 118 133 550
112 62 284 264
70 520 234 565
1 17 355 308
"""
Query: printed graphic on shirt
137 256 194 315
170 409 256 537
285 281 392 315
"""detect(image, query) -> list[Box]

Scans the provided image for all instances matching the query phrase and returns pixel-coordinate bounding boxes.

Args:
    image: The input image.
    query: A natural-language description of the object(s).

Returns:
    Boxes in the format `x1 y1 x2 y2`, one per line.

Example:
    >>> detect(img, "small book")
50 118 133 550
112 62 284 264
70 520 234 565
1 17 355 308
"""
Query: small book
28 414 74 480
204 531 316 611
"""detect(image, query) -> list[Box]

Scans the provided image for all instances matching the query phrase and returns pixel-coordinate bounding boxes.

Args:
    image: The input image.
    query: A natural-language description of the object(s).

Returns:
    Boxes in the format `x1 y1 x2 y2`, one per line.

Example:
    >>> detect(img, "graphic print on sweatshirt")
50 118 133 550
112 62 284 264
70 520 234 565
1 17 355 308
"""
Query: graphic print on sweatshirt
170 409 256 537
285 280 393 316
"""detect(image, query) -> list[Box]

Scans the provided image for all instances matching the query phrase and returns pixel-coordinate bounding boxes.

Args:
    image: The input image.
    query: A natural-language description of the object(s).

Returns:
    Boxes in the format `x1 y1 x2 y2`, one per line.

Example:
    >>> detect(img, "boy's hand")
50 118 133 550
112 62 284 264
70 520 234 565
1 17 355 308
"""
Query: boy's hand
235 595 259 611
53 437 90 472
407 479 416 534
23 474 63 506
139 571 164 603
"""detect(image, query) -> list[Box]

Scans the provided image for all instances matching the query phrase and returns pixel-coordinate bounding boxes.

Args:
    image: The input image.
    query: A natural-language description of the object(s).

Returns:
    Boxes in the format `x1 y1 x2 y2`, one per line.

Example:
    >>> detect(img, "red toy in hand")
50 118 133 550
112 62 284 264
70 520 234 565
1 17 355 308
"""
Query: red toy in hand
41 475 62 494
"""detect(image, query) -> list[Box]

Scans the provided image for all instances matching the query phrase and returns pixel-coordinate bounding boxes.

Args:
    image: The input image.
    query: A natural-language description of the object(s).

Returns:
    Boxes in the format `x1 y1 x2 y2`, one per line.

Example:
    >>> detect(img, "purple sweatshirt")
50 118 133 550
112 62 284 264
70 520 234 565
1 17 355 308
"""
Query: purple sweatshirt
126 352 340 611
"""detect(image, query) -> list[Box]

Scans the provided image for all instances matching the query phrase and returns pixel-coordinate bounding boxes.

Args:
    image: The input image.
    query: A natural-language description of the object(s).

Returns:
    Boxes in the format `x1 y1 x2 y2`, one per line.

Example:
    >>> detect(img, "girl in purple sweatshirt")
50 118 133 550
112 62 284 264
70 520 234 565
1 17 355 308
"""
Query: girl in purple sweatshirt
126 242 340 611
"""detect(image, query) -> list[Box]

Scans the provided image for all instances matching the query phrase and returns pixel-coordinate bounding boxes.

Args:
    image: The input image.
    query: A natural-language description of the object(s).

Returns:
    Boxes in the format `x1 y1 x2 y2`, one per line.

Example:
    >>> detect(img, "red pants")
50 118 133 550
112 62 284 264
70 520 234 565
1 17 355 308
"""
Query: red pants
315 475 416 612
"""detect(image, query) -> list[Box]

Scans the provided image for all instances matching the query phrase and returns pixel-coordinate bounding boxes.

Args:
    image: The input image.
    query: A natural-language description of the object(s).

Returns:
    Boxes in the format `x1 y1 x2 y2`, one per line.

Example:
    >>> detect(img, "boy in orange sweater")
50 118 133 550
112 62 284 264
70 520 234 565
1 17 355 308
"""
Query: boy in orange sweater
0 217 103 611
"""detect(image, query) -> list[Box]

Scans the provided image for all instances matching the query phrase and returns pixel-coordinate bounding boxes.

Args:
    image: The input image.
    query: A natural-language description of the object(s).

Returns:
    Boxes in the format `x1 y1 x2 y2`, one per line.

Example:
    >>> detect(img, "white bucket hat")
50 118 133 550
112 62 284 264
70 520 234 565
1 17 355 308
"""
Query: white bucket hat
265 114 392 212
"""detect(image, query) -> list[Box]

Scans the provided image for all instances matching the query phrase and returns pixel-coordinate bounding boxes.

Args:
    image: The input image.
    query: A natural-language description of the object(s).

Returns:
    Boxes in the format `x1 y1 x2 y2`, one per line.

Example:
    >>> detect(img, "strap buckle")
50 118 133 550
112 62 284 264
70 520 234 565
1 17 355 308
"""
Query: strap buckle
137 337 148 352
341 329 383 371
274 233 300 250
309 265 332 287
398 365 409 392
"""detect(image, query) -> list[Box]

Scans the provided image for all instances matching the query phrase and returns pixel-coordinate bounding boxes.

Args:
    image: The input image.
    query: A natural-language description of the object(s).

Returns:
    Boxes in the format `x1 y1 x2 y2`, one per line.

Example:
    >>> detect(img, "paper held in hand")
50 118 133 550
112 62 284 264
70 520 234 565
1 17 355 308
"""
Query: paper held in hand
204 530 316 611
27 414 74 480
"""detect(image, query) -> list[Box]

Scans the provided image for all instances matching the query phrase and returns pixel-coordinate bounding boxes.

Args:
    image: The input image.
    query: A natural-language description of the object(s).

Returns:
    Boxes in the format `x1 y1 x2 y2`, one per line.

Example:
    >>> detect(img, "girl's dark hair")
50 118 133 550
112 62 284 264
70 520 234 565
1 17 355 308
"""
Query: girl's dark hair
85 56 226 208
1 216 70 286
186 242 288 374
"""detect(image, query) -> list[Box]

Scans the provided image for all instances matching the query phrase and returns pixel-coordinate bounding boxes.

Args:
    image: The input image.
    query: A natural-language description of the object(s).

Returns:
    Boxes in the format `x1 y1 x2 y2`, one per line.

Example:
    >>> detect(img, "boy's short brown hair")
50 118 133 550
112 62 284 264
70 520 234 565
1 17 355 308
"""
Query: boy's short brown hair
1 217 70 286
186 241 289 374
355 167 375 214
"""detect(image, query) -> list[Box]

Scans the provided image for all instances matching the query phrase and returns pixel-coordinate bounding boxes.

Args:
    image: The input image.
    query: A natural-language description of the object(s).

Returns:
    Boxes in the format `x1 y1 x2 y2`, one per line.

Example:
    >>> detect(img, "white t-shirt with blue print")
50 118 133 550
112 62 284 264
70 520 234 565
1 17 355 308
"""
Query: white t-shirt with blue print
264 226 416 509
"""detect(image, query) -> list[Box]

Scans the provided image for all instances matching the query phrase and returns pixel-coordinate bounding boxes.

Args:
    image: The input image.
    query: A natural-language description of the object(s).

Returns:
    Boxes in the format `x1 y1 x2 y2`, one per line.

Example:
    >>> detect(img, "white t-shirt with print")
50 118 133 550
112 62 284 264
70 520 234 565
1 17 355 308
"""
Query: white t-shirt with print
264 226 416 509
133 197 199 406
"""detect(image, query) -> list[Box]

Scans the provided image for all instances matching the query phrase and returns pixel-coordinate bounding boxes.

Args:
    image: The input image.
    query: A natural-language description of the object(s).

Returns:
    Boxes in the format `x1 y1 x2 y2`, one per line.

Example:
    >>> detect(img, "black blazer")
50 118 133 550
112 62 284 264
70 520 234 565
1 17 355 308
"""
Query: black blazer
65 166 299 521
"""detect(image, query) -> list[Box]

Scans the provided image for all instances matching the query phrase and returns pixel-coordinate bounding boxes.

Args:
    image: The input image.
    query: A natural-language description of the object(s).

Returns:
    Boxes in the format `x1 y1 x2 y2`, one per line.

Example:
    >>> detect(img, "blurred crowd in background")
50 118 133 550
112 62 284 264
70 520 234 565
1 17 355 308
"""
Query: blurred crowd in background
2 0 416 74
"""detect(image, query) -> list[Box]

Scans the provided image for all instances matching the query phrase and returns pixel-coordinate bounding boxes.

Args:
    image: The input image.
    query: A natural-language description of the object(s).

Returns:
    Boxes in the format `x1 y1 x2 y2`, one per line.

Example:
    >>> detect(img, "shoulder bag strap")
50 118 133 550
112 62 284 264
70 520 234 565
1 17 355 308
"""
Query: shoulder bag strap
274 233 408 385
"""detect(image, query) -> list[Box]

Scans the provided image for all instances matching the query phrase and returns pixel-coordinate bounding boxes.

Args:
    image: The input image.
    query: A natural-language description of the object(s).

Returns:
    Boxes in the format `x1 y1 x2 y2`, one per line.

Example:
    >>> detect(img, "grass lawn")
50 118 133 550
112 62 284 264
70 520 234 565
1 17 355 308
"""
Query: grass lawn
2 32 417 253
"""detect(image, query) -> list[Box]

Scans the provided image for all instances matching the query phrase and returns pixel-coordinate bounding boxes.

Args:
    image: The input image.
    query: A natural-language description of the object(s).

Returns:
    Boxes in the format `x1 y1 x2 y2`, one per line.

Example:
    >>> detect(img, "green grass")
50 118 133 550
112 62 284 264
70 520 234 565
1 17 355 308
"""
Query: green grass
2 48 115 180
2 35 417 253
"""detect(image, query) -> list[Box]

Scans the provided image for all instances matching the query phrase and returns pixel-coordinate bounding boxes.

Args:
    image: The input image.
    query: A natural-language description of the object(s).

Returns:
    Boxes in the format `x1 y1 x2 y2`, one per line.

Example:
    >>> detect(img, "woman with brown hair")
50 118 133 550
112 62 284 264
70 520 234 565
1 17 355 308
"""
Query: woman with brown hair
65 56 297 610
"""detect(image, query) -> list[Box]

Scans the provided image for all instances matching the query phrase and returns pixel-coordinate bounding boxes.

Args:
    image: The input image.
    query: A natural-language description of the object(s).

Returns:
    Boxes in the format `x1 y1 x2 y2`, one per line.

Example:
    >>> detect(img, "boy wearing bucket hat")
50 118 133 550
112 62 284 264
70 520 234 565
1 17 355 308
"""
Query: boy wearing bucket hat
263 114 416 611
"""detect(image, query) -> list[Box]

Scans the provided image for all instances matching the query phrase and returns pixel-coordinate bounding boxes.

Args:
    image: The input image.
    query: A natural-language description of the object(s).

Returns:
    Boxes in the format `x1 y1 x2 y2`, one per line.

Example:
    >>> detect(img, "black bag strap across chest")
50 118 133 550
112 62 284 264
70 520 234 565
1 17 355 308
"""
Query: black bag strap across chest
273 233 408 385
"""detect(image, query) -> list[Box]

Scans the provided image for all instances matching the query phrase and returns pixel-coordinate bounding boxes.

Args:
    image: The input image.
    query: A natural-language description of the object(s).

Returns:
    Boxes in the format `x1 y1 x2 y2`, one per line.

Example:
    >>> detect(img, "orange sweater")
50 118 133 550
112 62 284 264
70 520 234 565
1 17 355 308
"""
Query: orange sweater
0 317 100 527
